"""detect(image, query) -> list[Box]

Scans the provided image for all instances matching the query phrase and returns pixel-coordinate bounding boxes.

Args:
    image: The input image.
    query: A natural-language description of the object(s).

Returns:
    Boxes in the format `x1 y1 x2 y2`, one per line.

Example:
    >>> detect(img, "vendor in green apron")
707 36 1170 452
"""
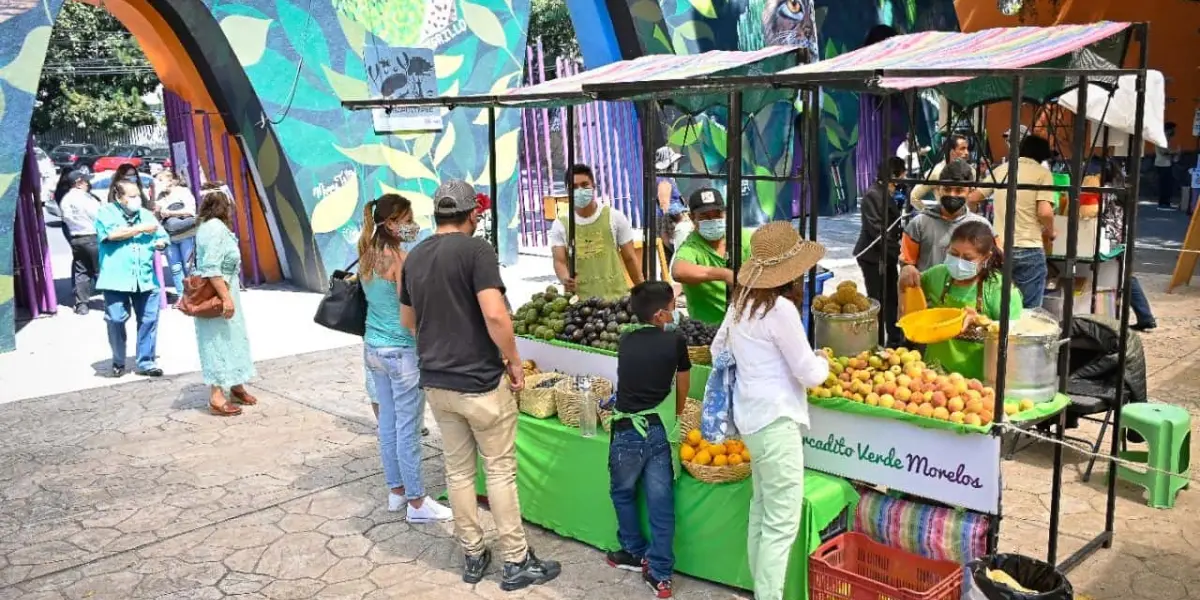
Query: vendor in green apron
902 221 1023 380
670 187 752 324
550 164 643 300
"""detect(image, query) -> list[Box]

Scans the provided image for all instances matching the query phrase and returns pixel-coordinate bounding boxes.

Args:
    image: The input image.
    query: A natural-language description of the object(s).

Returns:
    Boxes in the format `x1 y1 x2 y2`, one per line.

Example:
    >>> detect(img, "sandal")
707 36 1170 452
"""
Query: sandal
210 401 243 416
231 387 258 406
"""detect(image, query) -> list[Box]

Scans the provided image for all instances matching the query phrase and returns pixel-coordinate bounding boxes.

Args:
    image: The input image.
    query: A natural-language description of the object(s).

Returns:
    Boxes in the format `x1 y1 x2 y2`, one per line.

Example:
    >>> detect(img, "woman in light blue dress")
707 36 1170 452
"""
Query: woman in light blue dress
359 193 451 522
193 184 256 416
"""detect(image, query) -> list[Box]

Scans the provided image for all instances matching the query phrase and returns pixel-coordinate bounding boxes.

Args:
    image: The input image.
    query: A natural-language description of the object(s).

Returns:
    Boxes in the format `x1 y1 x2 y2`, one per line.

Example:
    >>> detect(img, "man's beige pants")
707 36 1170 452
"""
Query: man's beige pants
426 384 528 563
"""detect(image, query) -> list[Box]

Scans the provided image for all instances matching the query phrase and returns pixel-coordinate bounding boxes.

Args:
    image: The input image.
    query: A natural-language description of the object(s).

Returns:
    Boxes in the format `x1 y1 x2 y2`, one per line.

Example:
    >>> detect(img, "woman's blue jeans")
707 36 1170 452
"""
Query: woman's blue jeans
364 345 425 498
164 236 196 295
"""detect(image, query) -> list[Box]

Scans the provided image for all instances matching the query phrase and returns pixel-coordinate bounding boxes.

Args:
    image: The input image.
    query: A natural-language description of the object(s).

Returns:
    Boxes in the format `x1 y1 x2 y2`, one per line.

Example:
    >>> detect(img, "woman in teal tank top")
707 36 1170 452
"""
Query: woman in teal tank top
360 194 452 523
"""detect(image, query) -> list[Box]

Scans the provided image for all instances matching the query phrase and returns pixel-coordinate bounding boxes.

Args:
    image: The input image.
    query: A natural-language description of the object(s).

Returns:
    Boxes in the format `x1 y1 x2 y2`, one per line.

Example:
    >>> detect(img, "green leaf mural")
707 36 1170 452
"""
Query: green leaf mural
0 26 50 93
244 48 341 112
276 0 331 67
219 15 273 66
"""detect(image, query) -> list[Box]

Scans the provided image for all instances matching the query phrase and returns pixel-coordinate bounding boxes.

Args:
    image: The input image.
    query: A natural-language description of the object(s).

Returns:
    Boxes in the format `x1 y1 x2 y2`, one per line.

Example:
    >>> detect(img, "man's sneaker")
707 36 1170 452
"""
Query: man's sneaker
644 572 672 598
406 497 453 523
463 549 491 584
500 548 561 591
387 492 406 512
605 550 646 572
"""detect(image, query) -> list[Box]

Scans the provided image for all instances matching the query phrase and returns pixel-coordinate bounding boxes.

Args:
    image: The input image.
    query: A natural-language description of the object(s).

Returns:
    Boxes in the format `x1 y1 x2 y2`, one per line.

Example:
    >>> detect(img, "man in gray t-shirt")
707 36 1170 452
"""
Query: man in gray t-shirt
899 160 992 288
399 179 561 591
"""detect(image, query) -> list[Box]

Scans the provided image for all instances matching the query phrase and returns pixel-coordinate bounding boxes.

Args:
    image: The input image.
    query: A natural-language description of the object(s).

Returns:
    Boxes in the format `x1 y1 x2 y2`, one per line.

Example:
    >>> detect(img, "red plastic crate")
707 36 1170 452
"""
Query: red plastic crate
809 533 963 600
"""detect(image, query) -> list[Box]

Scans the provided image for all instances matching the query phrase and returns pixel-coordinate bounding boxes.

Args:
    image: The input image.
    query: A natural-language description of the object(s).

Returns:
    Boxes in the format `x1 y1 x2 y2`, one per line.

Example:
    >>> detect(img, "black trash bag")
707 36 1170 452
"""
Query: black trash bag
969 554 1073 600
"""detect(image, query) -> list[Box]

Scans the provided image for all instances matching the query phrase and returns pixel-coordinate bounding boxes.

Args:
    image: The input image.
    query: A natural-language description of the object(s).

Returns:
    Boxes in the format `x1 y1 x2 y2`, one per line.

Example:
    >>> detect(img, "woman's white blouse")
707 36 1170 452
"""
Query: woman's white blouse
710 300 831 436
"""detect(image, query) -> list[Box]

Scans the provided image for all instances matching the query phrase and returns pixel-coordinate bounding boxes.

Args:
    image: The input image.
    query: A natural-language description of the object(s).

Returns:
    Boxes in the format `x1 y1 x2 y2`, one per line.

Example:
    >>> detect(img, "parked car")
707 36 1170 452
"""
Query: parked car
143 147 172 174
49 144 102 174
93 145 153 173
90 170 156 204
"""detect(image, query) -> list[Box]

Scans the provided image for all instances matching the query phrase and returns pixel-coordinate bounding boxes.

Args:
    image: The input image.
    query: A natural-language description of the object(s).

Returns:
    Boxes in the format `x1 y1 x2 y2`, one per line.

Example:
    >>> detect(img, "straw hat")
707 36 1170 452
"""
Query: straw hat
737 222 826 289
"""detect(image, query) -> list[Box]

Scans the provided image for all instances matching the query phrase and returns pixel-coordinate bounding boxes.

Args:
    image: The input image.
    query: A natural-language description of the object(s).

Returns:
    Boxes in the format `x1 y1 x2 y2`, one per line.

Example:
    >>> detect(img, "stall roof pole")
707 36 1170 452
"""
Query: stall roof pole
641 101 658 282
488 107 500 254
805 88 820 348
1048 75 1089 567
879 92 893 348
728 91 745 291
566 106 577 279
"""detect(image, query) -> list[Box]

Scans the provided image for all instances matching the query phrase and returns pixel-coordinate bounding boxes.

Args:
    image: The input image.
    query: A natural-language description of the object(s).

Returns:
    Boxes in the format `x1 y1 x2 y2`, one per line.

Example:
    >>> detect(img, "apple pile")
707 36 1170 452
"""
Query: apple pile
809 348 998 426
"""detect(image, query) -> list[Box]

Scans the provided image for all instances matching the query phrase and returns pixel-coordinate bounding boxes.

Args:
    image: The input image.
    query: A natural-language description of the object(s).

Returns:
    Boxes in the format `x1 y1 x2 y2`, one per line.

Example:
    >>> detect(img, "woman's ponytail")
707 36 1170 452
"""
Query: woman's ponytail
359 201 376 259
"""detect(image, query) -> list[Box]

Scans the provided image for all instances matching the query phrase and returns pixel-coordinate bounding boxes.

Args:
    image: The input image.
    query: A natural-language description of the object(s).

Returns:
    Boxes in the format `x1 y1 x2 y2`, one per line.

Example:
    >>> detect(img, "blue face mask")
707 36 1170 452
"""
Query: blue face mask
573 187 594 209
944 255 979 280
697 218 726 241
661 309 681 332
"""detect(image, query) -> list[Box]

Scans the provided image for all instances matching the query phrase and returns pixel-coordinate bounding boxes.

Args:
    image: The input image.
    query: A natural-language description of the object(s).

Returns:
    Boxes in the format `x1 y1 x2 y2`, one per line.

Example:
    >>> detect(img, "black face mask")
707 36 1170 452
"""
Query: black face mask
940 195 966 213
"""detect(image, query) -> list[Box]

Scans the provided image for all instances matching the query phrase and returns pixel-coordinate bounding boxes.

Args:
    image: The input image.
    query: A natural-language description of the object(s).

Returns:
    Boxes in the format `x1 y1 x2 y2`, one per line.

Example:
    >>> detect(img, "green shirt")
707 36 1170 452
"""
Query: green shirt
919 265 1023 380
94 203 169 293
673 229 753 325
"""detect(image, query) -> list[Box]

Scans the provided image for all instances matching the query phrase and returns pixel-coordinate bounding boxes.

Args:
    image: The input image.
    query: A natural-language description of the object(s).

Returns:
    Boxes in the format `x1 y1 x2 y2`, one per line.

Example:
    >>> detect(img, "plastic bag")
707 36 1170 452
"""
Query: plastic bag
700 349 738 443
968 554 1073 600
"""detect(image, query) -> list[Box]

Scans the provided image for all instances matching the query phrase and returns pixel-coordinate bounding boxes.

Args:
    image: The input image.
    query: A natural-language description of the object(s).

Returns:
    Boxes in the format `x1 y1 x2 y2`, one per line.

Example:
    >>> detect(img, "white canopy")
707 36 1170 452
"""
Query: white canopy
1057 70 1168 151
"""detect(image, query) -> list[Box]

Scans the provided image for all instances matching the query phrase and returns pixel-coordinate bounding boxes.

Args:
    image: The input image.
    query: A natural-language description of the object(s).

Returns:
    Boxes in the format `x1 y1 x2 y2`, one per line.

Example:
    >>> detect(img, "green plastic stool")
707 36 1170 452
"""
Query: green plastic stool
1115 403 1191 508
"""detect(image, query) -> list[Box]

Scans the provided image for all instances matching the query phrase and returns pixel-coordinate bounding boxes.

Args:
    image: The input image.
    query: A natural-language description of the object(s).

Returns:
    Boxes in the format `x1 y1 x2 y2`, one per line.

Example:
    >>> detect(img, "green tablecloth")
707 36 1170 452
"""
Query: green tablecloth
477 404 858 599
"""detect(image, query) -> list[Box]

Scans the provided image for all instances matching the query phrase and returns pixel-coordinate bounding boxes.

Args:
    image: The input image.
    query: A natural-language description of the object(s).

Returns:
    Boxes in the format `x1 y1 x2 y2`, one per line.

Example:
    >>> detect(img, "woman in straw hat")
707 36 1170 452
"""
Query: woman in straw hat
709 222 830 600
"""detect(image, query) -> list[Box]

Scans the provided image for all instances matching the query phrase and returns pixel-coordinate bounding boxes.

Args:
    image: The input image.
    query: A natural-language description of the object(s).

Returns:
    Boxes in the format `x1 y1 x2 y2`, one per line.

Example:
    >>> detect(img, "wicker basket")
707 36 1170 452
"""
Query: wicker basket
687 345 713 366
554 376 614 427
599 409 613 433
677 398 702 435
683 460 752 484
518 372 567 418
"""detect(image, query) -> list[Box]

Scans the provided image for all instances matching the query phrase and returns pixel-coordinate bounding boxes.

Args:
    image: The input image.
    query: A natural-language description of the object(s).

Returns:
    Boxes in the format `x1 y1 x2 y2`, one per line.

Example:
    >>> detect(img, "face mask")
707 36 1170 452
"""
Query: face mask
697 218 726 241
660 309 681 332
124 196 142 211
389 221 420 242
573 187 594 209
940 195 966 214
944 255 979 280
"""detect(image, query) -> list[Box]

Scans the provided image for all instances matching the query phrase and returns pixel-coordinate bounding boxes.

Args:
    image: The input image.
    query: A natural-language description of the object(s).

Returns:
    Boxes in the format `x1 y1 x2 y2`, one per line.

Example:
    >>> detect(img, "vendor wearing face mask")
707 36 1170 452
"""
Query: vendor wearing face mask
898 159 992 291
899 221 1022 380
669 187 752 325
550 164 643 300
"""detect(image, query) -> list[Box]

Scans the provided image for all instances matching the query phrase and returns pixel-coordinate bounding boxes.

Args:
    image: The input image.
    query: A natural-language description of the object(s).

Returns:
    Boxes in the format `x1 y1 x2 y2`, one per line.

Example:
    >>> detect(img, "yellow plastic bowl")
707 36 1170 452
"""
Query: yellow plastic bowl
898 308 966 344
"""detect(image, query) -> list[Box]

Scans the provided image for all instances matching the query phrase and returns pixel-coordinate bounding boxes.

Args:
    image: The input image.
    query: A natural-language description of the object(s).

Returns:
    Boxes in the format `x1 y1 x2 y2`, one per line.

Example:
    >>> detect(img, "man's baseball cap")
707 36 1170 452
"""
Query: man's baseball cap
432 179 478 216
688 187 725 213
66 170 88 185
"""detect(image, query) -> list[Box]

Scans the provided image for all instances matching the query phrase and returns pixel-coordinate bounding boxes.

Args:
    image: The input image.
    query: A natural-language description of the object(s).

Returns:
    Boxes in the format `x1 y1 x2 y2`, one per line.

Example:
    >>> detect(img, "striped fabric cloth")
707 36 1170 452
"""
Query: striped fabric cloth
853 487 990 564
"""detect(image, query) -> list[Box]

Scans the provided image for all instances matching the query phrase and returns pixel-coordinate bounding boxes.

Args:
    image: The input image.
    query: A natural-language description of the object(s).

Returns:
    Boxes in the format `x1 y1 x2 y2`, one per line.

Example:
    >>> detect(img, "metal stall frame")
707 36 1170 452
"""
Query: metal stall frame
341 48 806 286
585 22 1149 573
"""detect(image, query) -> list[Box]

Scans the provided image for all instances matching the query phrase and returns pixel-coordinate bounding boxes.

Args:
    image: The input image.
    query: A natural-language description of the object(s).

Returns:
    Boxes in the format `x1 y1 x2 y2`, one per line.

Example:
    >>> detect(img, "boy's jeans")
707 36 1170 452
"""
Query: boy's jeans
364 345 426 499
1011 247 1048 310
609 422 675 581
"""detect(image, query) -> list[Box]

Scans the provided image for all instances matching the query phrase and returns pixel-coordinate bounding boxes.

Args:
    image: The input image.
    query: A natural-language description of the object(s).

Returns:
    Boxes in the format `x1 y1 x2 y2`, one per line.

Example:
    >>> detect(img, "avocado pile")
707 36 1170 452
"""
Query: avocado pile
512 286 571 341
679 318 719 347
559 296 636 352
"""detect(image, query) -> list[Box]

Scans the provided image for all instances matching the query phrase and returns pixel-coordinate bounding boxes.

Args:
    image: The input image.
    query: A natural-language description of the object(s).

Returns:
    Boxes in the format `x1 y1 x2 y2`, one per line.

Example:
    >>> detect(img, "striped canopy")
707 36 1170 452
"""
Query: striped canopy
779 22 1133 107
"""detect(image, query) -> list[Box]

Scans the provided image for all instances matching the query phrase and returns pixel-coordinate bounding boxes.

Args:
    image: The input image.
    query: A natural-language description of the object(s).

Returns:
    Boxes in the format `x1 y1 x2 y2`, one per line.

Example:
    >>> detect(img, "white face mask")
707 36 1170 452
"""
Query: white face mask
124 196 142 211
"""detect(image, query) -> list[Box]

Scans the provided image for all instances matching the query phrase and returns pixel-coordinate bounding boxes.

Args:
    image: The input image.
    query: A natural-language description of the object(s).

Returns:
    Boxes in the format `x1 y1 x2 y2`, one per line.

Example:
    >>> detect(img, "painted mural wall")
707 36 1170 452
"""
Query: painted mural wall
0 0 531 352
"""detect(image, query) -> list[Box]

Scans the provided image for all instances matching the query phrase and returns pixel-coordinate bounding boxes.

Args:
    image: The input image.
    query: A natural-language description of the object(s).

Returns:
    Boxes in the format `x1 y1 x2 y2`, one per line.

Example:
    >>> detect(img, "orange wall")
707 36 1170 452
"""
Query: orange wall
77 0 282 283
956 0 1200 157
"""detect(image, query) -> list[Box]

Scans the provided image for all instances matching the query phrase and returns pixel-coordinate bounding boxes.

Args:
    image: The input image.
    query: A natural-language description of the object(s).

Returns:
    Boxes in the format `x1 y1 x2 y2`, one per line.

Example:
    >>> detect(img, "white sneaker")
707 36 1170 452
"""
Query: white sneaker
387 492 407 512
406 497 454 523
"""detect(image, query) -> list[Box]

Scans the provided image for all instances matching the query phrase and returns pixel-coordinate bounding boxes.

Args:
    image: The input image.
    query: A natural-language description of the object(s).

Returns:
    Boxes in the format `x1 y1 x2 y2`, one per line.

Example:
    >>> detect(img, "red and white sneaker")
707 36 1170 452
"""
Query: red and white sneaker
643 572 672 598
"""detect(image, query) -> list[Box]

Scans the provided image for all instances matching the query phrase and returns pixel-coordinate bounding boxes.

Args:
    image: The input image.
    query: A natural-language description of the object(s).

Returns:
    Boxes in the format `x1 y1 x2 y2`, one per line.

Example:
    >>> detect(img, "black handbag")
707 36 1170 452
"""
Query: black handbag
162 202 196 234
313 259 367 336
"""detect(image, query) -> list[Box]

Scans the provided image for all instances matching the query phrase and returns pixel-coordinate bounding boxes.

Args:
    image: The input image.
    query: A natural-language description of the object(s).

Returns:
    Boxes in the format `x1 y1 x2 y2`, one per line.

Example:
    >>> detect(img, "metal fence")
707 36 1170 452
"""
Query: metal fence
35 124 168 150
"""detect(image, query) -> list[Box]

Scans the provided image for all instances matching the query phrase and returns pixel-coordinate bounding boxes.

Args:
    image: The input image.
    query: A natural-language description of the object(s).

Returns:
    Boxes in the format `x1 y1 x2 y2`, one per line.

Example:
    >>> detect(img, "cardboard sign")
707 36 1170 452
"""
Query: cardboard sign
803 405 1002 514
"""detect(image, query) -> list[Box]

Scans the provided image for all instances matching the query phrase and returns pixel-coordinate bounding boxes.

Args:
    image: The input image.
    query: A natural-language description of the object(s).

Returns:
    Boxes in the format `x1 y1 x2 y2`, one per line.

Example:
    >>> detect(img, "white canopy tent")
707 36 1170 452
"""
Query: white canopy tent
1057 70 1168 153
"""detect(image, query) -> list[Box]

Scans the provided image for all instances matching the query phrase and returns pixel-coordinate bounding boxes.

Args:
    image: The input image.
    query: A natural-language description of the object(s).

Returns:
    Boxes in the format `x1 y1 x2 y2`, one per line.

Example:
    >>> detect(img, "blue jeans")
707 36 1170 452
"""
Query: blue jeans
365 345 426 498
103 290 160 370
164 236 196 296
1128 276 1156 326
608 422 675 581
1010 247 1047 310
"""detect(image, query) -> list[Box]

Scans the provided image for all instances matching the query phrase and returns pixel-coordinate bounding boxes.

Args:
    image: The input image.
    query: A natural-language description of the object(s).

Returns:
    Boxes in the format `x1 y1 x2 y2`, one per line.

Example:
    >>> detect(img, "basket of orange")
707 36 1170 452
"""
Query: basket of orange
679 428 752 484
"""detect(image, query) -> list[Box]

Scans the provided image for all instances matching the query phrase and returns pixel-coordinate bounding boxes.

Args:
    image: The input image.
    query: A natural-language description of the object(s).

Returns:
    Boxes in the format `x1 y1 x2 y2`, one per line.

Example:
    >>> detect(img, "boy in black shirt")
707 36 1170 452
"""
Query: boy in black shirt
606 281 691 598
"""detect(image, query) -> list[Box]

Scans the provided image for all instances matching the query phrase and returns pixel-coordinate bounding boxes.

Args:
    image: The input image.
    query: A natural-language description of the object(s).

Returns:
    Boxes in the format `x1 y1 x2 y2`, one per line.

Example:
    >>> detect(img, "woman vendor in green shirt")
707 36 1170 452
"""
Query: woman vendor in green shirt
669 187 752 324
901 221 1023 380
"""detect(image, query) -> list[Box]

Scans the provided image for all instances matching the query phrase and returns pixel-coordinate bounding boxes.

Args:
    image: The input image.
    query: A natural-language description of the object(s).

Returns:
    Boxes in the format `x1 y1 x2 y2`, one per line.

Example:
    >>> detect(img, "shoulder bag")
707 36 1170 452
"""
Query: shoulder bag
178 252 223 318
313 258 367 336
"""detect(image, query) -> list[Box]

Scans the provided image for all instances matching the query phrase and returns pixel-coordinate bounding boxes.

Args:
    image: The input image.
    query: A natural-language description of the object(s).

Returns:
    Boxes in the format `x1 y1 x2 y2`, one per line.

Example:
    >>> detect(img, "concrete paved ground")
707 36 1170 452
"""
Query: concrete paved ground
2 202 1198 598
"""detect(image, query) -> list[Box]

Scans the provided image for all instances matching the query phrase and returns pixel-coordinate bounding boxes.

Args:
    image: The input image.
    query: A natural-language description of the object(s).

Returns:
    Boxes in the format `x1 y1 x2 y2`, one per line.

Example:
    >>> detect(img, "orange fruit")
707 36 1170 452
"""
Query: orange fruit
727 453 744 465
679 445 696 462
694 449 712 466
740 449 751 462
709 443 727 456
713 454 728 467
686 429 702 446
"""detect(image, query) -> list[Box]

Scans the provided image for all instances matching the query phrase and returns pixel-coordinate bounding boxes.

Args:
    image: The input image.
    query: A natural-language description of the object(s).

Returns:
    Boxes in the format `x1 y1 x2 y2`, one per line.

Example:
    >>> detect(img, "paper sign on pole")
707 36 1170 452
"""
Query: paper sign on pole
363 45 442 133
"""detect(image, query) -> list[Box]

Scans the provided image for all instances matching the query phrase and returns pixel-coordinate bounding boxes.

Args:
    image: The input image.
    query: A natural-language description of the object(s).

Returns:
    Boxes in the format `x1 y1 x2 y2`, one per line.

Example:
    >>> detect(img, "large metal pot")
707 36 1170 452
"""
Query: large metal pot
983 314 1065 404
813 299 879 358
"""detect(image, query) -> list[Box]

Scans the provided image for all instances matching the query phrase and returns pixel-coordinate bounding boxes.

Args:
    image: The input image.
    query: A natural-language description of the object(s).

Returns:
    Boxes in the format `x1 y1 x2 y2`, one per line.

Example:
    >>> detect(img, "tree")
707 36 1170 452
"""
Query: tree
31 2 159 135
527 0 578 63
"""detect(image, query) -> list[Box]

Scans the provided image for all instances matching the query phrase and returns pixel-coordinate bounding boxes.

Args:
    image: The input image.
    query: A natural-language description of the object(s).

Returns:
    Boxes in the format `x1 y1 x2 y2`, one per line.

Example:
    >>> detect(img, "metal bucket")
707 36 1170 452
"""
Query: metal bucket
983 315 1064 404
813 299 880 358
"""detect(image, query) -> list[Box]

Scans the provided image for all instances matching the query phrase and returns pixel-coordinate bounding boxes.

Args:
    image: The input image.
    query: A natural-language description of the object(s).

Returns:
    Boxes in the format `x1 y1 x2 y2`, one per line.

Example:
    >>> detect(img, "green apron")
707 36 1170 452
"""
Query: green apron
559 206 628 300
923 275 986 380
